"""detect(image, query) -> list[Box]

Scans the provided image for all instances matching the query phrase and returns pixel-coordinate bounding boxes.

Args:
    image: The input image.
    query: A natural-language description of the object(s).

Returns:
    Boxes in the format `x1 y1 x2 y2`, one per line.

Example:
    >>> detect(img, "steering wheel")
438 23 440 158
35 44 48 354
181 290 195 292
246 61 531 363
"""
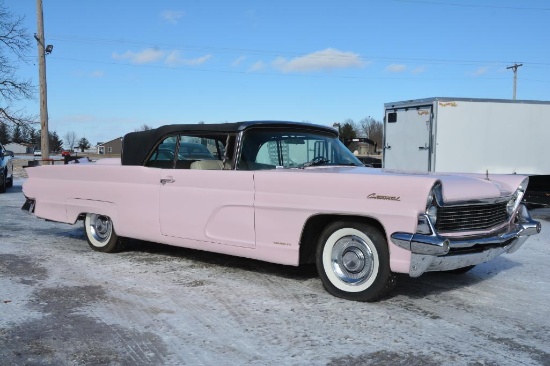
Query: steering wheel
311 156 328 164
301 156 330 168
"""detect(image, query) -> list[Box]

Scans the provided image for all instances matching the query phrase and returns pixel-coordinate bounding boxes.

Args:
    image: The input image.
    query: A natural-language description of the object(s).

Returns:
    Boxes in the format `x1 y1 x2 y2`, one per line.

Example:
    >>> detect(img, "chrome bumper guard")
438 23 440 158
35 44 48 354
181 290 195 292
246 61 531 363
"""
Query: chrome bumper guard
391 204 541 277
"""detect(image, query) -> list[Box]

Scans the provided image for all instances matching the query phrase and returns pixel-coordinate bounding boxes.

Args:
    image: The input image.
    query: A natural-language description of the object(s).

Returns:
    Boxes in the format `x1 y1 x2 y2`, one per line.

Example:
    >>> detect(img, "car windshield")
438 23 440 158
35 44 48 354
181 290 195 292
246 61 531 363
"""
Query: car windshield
238 128 363 170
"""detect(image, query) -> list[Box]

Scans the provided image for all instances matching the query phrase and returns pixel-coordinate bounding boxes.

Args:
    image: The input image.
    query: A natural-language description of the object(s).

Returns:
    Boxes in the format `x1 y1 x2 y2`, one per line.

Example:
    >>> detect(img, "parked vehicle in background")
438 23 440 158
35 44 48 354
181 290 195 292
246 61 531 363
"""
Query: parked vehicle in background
22 121 541 301
343 137 381 167
61 150 72 157
383 97 550 206
34 149 42 157
0 142 14 193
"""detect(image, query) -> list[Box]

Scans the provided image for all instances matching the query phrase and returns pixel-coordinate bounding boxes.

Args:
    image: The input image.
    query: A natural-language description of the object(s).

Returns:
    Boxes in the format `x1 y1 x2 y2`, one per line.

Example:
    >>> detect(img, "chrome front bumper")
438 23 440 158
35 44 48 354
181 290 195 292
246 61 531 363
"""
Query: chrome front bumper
391 204 541 277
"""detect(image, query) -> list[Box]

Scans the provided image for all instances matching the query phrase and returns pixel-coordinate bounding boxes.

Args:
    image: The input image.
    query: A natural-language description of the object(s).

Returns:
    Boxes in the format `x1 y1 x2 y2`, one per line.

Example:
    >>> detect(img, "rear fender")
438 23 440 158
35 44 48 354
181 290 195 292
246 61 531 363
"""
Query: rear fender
65 198 118 225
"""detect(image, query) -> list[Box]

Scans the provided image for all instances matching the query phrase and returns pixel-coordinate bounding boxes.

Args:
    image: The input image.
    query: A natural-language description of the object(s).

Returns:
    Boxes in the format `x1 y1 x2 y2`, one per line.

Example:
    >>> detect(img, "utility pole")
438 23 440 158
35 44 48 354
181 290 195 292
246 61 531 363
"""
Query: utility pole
35 0 49 159
506 63 522 100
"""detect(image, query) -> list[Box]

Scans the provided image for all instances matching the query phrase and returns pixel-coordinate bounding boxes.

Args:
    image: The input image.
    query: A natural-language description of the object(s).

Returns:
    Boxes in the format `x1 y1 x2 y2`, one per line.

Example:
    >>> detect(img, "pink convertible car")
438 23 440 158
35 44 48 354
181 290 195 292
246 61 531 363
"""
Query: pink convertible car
22 121 541 301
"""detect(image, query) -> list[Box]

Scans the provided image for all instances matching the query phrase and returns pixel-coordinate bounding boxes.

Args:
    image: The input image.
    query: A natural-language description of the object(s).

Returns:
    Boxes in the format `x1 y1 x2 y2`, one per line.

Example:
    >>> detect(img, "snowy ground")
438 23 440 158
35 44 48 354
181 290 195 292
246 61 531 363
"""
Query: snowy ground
1 179 549 365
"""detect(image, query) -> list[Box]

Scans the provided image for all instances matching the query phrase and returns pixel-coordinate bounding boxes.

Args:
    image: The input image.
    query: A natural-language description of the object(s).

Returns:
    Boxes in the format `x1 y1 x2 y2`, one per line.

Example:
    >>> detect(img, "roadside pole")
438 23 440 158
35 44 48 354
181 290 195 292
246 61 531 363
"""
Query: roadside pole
506 63 523 100
35 0 49 159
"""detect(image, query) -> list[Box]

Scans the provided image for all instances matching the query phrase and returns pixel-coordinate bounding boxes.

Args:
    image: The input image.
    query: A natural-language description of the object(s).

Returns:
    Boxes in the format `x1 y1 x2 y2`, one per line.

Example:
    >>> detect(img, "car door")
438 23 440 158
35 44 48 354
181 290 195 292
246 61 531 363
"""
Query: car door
384 105 433 171
155 135 256 248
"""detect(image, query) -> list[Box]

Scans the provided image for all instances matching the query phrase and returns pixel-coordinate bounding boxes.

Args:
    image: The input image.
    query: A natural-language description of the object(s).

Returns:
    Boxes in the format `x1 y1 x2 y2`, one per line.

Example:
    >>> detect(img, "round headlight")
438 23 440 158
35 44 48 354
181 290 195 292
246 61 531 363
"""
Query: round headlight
506 191 519 215
506 177 529 216
518 177 529 192
426 193 434 208
427 205 438 225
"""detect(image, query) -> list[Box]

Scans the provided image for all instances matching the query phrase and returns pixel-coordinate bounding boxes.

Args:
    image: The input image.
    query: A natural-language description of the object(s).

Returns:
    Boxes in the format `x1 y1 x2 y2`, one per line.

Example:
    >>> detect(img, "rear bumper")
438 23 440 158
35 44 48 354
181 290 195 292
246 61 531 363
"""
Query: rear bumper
391 204 541 277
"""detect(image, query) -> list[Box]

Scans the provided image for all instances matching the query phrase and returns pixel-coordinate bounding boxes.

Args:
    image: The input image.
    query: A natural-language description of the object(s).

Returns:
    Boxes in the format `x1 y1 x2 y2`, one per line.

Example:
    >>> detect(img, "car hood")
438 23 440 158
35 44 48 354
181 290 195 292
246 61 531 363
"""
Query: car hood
289 166 526 203
380 168 523 202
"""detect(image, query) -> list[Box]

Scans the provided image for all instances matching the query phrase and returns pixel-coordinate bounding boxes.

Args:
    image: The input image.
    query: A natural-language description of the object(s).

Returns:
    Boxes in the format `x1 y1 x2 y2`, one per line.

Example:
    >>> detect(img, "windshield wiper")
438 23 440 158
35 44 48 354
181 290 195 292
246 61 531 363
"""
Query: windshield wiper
300 157 330 169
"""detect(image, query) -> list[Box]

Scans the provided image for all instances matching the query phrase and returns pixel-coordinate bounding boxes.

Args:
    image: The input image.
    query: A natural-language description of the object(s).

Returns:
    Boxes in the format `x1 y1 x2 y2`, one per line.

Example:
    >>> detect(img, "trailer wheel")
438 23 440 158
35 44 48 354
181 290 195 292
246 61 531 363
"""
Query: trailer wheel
316 221 397 302
84 213 126 253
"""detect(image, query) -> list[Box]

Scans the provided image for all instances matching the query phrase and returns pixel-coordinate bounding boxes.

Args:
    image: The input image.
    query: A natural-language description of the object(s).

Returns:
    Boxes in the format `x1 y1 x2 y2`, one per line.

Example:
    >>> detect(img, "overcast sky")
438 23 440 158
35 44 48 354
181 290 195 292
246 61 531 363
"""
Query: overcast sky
8 0 550 146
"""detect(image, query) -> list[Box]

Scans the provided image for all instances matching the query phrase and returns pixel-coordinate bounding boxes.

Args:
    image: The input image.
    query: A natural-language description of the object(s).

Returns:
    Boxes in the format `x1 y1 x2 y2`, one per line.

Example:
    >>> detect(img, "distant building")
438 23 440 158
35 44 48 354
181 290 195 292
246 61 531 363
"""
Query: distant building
97 137 122 155
4 142 34 154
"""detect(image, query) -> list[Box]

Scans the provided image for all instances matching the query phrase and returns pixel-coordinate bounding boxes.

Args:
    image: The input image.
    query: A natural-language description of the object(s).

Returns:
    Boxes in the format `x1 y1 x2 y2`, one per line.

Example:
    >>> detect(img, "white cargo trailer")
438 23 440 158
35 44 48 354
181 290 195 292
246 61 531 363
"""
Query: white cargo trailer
383 97 550 205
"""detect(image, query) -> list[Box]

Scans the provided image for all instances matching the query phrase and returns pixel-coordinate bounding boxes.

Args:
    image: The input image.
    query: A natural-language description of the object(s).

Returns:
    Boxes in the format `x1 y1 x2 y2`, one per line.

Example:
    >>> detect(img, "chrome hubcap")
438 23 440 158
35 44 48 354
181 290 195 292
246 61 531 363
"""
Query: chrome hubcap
331 235 374 285
342 248 365 272
90 214 112 243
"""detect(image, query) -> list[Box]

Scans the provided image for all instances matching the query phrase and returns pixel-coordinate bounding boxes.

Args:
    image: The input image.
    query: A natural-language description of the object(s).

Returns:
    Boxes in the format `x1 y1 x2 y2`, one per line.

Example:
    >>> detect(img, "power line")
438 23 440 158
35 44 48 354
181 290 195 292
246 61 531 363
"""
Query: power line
46 56 518 82
522 78 550 83
18 33 550 85
393 0 550 11
44 34 550 68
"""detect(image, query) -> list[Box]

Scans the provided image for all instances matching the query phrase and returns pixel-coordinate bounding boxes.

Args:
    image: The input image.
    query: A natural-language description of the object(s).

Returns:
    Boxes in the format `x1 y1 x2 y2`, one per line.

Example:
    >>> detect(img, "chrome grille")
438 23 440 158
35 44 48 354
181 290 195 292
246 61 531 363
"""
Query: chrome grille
436 202 509 233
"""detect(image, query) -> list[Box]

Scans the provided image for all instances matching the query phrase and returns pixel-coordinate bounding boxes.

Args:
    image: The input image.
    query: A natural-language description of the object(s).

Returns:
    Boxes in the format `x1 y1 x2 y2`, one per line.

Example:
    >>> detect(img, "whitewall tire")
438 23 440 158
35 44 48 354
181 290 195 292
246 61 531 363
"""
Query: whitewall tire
84 213 126 253
316 221 396 302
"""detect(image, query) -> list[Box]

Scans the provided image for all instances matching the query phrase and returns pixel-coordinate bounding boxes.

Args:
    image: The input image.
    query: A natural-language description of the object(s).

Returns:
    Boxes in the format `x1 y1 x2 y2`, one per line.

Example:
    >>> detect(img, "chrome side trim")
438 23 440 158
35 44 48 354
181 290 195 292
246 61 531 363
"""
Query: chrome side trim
234 131 245 170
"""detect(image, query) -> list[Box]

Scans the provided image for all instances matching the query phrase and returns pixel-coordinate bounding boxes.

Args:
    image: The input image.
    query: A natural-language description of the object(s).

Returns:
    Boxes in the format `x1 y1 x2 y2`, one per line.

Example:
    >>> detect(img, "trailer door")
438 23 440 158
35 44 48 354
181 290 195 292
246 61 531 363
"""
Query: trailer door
384 105 432 171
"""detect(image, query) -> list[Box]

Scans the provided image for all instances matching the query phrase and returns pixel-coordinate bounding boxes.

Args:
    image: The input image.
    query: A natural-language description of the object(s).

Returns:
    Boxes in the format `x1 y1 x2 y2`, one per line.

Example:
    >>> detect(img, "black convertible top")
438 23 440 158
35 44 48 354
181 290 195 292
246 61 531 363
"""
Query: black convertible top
121 121 337 166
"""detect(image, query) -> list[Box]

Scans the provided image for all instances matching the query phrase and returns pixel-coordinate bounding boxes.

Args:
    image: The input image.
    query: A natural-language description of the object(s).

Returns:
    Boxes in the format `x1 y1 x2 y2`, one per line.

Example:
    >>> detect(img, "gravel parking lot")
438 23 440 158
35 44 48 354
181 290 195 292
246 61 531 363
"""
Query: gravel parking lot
1 172 550 365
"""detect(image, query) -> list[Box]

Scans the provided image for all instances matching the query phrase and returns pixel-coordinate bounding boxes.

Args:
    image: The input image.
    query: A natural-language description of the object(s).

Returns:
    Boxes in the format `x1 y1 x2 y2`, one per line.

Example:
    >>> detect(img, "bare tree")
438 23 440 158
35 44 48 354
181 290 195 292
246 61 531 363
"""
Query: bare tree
359 117 383 151
0 1 36 128
64 131 78 150
134 124 153 132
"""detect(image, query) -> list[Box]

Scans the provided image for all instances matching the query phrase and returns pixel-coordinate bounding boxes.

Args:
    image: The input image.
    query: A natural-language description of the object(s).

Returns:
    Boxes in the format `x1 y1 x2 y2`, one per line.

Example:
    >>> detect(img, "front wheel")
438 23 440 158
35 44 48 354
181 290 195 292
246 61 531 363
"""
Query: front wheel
84 213 126 253
6 174 13 188
0 171 6 193
316 221 396 302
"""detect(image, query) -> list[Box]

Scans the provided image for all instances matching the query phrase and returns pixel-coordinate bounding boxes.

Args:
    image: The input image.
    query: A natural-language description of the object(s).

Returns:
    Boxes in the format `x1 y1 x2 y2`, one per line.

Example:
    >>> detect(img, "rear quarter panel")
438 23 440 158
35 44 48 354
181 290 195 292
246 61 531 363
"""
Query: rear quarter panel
24 164 161 242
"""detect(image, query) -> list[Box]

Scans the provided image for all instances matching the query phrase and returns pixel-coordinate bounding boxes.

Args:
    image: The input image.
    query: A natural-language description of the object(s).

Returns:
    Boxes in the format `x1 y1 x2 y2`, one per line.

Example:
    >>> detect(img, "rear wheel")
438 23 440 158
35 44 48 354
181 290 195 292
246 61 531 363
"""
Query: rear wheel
316 221 397 302
84 213 126 253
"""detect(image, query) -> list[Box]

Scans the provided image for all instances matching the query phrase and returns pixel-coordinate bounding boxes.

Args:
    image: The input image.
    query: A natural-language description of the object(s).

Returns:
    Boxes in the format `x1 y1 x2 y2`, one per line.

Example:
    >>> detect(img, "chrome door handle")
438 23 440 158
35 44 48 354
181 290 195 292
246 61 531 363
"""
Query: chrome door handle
160 178 175 185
